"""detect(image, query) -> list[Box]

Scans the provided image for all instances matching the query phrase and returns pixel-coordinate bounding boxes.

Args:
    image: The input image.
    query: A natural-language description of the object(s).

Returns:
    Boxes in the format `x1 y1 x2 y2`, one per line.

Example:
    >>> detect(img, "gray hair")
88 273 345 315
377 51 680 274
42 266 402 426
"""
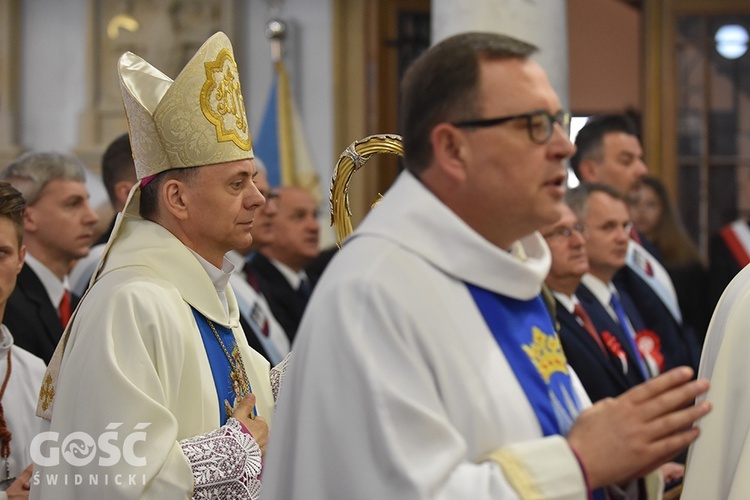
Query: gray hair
1 152 88 205
565 183 624 220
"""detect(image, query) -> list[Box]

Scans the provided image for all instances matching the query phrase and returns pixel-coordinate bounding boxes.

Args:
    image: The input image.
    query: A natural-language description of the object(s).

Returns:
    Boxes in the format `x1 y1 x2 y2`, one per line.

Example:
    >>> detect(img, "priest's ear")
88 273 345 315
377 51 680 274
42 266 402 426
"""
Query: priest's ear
429 122 470 183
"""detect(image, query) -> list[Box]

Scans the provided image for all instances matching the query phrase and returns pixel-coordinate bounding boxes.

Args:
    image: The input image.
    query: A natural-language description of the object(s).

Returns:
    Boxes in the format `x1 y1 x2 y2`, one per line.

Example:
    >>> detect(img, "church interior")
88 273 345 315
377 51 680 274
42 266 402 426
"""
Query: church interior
1 0 748 257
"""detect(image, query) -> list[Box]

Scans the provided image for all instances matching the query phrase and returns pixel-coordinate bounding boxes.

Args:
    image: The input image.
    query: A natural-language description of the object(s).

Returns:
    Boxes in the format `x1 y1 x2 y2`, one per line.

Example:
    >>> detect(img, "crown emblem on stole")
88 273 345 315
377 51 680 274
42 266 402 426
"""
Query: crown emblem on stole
522 327 568 383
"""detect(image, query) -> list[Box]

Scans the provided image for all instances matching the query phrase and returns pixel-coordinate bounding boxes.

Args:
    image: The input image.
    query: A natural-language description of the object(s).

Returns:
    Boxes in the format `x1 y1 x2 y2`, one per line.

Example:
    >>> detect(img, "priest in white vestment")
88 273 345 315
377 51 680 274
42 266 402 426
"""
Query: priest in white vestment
261 32 711 500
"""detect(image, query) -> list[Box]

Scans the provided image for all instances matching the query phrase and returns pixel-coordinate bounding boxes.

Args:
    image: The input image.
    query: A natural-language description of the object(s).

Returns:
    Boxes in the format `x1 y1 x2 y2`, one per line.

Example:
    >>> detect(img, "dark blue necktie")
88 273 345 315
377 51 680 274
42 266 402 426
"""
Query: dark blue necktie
298 275 312 299
610 292 649 380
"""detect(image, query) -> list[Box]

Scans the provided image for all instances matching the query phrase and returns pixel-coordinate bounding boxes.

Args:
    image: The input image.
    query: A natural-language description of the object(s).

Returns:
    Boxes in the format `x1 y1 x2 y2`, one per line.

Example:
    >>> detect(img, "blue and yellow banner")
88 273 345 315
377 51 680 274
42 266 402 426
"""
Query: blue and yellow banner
255 60 321 201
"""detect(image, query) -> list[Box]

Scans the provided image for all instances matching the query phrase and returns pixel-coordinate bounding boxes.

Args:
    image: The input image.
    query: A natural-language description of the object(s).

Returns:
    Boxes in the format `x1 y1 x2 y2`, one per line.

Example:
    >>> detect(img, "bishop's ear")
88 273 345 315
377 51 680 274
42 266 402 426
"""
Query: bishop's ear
161 179 190 221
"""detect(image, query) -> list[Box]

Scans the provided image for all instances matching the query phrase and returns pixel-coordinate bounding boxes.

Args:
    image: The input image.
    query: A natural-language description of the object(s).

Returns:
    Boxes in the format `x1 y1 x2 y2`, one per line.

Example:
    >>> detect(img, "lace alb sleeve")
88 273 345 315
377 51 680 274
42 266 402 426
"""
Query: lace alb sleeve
270 352 291 402
179 417 262 499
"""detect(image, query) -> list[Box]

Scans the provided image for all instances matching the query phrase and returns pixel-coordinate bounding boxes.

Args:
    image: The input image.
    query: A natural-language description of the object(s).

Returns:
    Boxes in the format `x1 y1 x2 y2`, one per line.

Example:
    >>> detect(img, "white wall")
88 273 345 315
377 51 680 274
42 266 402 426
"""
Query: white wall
19 0 88 153
432 0 569 111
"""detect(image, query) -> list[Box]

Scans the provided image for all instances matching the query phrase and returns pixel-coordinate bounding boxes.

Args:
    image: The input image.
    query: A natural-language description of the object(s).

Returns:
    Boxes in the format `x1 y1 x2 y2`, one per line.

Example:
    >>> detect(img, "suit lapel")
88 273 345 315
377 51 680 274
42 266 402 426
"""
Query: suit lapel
556 302 633 388
576 284 646 385
16 264 64 344
617 286 646 332
247 253 308 340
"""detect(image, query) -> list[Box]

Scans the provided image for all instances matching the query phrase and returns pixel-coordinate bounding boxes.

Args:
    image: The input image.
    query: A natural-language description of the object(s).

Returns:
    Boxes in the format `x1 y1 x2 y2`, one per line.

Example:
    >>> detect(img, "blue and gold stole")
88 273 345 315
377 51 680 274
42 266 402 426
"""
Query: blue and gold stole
469 285 606 499
468 284 581 434
192 308 254 425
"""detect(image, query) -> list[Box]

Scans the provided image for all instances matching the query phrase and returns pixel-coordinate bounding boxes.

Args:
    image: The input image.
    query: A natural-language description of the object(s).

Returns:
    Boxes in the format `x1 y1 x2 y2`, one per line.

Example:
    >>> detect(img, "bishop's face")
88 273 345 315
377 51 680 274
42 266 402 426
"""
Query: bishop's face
182 159 265 267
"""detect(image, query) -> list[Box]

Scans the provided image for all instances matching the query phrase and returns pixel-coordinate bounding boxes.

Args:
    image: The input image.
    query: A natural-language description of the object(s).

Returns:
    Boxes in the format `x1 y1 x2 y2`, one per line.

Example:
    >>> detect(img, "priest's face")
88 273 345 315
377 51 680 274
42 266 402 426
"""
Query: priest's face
183 159 265 267
453 58 575 248
0 217 25 314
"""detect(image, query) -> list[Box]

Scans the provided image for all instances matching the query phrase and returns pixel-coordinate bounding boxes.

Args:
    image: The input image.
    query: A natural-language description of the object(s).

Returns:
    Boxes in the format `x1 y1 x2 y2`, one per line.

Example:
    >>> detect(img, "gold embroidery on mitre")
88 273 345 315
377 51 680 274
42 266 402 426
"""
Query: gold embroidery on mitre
39 373 56 412
201 48 252 151
522 327 568 383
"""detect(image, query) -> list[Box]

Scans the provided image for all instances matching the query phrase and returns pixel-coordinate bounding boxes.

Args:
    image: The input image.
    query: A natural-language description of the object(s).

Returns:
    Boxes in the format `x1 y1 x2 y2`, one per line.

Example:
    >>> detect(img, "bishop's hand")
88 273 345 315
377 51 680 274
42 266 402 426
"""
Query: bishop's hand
232 393 269 455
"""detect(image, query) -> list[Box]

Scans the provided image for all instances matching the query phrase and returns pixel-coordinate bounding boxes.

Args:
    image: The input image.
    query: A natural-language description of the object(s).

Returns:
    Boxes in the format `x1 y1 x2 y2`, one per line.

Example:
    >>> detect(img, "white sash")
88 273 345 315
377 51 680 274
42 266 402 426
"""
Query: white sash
626 240 683 324
232 280 290 366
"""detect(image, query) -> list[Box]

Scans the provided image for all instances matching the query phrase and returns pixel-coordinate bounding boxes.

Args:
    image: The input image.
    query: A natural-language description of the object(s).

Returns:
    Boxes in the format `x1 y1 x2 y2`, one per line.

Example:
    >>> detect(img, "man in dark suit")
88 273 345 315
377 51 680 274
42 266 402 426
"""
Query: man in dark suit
247 185 320 342
565 184 688 478
542 202 645 403
572 114 700 371
0 152 100 362
567 184 667 378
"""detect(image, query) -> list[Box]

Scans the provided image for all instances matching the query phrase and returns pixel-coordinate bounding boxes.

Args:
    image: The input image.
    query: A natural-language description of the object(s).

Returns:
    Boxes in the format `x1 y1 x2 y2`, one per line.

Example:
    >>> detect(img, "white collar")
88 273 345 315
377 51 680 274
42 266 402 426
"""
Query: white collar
25 253 69 307
551 290 577 314
349 171 551 300
580 274 622 323
581 274 614 305
268 257 308 290
188 250 236 317
225 250 246 271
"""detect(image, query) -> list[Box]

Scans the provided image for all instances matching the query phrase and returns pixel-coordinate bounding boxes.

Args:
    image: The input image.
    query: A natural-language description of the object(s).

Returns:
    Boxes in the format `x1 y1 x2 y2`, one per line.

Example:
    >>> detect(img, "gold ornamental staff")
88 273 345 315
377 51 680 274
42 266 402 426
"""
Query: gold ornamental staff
329 133 403 245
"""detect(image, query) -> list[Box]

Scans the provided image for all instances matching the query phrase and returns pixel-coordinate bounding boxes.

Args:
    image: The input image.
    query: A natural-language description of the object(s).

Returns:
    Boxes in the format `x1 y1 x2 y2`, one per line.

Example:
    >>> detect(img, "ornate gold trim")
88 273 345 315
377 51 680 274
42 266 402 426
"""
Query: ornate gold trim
201 48 252 151
481 448 542 499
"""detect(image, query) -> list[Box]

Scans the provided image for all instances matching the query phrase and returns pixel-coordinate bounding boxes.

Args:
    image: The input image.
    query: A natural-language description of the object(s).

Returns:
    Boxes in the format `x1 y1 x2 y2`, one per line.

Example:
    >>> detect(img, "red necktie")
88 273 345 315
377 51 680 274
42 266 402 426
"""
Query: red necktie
629 225 640 243
573 303 605 353
244 264 260 292
59 289 72 328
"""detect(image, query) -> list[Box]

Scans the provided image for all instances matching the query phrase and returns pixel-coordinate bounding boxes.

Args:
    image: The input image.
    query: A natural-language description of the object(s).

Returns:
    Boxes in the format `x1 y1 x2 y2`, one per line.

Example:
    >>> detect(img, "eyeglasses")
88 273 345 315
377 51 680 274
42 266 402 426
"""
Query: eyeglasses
452 110 571 144
543 225 587 240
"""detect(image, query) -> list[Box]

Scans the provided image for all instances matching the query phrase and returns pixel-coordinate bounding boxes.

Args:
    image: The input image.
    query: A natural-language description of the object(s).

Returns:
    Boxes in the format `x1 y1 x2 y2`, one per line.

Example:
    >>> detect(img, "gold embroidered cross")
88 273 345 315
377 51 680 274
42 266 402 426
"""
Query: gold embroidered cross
39 373 56 411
